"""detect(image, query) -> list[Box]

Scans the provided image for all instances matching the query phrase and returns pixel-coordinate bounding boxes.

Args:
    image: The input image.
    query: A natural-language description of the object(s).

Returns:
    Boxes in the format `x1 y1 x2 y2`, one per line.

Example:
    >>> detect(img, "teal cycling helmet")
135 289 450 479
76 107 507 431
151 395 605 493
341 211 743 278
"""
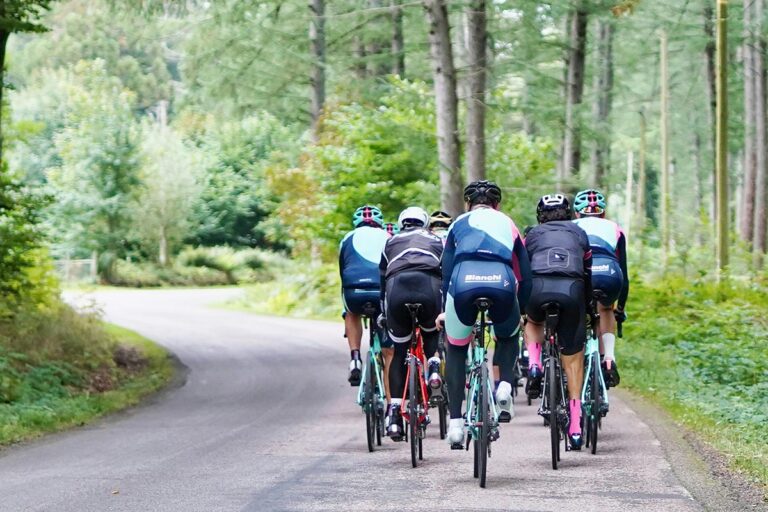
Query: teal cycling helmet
385 222 400 235
352 205 384 228
573 189 606 216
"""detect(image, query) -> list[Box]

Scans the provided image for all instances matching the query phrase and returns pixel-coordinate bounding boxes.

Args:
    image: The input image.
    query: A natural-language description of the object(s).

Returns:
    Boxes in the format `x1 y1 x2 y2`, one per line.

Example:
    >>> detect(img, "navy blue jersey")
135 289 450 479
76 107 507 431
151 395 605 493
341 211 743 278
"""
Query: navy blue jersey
339 225 390 289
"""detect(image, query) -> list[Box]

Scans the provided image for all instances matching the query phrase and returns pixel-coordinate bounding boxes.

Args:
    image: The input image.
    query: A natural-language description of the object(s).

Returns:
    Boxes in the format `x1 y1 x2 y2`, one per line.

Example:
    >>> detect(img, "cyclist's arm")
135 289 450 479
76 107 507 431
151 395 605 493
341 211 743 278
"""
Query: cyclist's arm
378 251 388 306
512 236 532 311
580 228 593 306
616 233 629 310
441 229 456 309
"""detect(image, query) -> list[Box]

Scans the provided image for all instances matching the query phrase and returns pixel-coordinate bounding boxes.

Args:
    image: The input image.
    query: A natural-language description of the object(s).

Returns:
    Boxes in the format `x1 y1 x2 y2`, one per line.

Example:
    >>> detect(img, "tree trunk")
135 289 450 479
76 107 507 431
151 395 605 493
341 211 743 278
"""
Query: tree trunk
353 35 367 80
636 110 647 230
660 30 671 268
715 0 729 273
0 30 9 162
741 0 757 242
561 5 588 186
390 0 405 76
591 19 614 189
752 0 766 268
309 0 326 141
423 0 464 216
159 225 168 267
465 0 486 183
704 4 717 220
367 0 390 77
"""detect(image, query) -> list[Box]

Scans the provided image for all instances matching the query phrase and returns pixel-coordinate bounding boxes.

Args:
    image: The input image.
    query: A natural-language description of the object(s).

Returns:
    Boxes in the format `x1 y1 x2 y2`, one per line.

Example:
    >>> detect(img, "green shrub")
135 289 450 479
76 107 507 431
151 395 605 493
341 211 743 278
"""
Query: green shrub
623 276 768 488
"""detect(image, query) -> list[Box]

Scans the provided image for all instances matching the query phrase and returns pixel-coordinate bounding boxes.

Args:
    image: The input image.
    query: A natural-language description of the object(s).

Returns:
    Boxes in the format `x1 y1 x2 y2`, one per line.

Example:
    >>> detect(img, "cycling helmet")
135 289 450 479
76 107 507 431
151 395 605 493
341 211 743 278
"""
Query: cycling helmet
536 194 571 223
398 206 429 229
573 189 606 216
352 205 384 228
463 180 502 206
429 210 453 229
385 222 400 235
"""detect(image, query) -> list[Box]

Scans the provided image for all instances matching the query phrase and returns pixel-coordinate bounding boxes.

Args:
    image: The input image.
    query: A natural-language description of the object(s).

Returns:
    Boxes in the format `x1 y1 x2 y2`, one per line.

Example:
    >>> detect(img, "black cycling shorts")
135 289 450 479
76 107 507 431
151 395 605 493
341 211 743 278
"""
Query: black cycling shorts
591 256 623 306
525 276 586 356
384 271 441 344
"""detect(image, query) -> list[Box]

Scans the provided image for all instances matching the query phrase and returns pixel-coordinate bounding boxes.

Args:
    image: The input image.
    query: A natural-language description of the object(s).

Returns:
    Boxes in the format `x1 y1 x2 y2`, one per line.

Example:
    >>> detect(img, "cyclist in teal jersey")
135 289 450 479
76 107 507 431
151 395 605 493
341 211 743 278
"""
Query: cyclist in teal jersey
339 206 392 389
428 210 453 240
572 189 629 387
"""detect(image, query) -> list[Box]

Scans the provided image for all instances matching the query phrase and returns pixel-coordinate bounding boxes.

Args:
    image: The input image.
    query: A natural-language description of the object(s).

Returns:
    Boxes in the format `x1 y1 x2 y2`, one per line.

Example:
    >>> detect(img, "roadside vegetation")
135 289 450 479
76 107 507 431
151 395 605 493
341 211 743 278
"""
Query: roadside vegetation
623 276 768 494
0 305 172 445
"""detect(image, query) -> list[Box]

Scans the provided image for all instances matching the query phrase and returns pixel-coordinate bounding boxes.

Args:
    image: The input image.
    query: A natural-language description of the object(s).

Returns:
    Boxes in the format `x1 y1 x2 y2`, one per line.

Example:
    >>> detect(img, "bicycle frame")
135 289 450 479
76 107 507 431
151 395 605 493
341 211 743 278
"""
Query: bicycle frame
402 324 429 427
580 333 609 410
356 314 385 413
465 309 500 443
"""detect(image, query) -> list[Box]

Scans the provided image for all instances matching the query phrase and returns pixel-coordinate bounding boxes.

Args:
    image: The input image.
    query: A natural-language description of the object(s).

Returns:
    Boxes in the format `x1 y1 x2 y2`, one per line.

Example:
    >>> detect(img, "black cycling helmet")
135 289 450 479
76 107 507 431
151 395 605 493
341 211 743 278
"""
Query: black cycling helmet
536 194 571 223
463 180 502 206
429 210 453 229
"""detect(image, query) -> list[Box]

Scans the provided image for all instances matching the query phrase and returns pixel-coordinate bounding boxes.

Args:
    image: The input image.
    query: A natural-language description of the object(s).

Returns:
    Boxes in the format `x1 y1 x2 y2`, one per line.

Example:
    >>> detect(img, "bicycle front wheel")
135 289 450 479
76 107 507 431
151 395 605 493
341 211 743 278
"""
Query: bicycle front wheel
547 356 558 470
409 356 419 468
590 351 601 454
478 362 490 488
365 354 376 452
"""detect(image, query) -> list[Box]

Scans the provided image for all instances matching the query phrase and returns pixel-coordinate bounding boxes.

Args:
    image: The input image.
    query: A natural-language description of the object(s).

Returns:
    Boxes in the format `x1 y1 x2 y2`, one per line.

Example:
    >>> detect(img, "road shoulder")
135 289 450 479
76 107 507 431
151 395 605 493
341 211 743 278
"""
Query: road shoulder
616 389 767 511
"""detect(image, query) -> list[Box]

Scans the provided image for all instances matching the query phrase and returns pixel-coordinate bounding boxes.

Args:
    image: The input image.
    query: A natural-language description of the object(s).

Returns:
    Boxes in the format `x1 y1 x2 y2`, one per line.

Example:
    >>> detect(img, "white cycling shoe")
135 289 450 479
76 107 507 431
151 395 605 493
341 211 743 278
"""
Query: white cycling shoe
447 418 465 449
496 381 514 423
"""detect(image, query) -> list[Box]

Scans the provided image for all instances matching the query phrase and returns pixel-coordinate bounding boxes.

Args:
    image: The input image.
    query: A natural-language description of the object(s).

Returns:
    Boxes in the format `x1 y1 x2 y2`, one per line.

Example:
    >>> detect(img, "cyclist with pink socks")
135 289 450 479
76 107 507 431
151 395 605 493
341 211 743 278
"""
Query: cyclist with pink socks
523 194 593 450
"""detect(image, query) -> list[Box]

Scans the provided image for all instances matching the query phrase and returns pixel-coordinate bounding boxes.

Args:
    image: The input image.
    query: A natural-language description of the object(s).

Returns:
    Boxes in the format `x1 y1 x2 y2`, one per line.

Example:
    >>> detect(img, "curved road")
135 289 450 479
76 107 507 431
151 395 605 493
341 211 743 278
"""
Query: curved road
0 289 713 511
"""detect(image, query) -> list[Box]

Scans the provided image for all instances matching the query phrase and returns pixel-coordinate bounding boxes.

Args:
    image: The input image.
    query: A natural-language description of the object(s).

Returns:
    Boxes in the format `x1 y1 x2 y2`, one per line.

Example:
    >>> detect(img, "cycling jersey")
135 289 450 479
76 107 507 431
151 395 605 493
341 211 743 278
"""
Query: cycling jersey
339 225 390 289
524 221 593 356
525 221 593 279
441 207 532 345
572 217 629 309
379 227 443 344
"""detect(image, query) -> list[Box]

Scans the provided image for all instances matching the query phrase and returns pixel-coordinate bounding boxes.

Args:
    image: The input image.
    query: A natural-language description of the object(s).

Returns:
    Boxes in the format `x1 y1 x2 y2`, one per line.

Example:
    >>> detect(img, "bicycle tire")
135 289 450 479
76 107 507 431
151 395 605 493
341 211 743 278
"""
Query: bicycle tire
409 355 419 468
438 399 447 440
590 351 600 454
473 438 479 478
365 354 375 453
548 355 558 470
479 362 489 488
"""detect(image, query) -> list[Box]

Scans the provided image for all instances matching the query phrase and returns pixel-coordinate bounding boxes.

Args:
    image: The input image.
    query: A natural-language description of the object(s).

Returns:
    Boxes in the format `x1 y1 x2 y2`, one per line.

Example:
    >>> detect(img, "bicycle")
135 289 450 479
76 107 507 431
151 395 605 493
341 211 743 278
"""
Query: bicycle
431 330 450 440
582 292 610 454
458 297 500 488
356 302 386 452
538 302 570 470
402 303 430 468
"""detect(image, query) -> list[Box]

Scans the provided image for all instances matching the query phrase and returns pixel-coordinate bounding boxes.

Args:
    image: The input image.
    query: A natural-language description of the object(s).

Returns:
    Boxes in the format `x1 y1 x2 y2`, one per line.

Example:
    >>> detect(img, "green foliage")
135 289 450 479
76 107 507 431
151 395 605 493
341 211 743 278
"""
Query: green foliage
0 162 53 312
185 113 298 250
0 1 54 34
623 277 768 487
46 59 141 275
0 318 172 445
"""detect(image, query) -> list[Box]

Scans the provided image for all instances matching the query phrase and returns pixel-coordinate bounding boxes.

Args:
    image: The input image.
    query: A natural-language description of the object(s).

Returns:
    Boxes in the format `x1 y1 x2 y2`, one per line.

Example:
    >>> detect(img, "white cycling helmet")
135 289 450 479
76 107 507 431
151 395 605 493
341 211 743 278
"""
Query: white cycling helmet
398 206 429 229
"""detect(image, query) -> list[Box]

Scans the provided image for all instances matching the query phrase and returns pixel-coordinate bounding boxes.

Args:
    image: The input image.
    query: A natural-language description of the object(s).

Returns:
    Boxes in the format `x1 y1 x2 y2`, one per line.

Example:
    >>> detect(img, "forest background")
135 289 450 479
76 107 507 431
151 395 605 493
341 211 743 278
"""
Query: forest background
0 0 766 498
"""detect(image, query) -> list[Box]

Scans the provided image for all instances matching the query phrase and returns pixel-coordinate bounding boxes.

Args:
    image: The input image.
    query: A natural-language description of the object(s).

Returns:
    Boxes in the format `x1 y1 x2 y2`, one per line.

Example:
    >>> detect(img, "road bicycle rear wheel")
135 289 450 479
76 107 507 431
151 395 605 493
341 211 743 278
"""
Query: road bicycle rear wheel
590 351 601 454
438 397 448 440
478 362 490 488
409 356 419 468
365 354 376 453
547 356 558 470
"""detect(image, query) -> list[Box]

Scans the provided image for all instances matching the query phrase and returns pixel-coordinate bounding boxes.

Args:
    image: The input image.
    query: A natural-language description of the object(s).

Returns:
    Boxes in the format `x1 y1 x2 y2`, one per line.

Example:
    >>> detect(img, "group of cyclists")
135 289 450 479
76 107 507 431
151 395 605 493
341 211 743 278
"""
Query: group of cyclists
338 181 629 452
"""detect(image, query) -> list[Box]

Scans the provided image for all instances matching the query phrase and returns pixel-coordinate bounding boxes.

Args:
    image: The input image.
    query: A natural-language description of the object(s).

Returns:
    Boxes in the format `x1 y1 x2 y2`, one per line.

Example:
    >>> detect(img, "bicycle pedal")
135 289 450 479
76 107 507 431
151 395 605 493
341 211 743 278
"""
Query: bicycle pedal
451 442 463 450
498 411 512 423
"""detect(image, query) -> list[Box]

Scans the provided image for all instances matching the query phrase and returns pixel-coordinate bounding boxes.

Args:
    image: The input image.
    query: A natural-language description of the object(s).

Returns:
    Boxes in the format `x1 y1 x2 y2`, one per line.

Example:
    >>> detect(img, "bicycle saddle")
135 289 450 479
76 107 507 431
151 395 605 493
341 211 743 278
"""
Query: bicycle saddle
473 297 493 312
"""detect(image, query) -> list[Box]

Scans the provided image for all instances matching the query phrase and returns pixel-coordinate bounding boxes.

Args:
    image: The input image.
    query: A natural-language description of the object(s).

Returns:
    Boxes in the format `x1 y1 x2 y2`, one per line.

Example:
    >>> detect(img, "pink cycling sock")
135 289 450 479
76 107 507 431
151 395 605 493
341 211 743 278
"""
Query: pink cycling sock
527 342 542 369
569 399 582 435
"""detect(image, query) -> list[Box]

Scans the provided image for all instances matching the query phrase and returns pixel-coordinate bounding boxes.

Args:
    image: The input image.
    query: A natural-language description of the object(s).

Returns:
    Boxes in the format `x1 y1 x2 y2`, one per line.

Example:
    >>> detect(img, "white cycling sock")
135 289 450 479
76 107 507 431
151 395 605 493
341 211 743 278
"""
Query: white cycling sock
602 333 616 361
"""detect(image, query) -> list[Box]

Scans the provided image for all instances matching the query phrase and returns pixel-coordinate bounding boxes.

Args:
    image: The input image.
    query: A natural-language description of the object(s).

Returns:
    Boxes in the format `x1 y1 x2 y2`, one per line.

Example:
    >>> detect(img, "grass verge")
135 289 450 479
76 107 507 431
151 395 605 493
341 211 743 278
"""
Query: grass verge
0 321 173 446
622 277 767 499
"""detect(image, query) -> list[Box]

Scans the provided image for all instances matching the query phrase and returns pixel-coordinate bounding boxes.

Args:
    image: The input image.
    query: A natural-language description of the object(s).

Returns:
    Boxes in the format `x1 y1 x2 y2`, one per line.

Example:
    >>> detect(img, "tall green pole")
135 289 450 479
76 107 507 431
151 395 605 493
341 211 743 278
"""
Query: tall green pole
716 0 729 273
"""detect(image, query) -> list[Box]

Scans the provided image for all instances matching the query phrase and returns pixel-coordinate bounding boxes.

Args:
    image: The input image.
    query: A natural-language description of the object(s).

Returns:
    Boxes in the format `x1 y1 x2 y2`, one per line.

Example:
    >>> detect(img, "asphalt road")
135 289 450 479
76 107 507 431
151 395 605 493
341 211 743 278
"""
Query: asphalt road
0 288 715 511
